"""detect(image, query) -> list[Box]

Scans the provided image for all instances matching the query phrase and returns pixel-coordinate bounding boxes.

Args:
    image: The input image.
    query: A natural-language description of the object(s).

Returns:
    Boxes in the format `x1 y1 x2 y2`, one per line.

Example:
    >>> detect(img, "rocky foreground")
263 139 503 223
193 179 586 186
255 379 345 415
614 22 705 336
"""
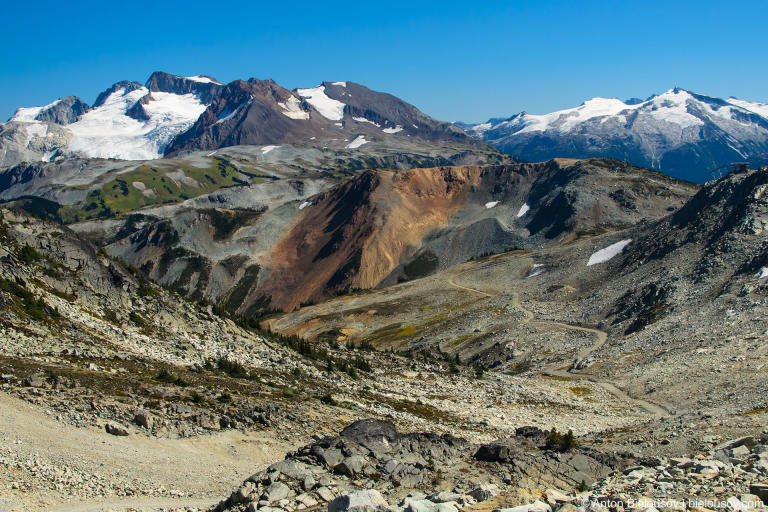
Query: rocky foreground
212 419 768 512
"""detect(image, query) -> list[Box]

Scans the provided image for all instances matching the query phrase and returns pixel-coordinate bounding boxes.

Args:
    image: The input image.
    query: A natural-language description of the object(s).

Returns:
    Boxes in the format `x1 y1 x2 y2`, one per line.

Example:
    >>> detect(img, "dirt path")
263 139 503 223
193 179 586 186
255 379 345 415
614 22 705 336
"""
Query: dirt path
0 392 295 512
447 265 670 418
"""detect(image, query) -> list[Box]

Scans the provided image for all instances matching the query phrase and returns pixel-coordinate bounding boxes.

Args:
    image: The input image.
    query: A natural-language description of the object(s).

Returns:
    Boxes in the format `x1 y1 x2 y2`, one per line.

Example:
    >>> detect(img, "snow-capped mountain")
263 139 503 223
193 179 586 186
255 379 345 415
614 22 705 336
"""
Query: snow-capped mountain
460 88 768 182
164 79 470 155
0 72 473 169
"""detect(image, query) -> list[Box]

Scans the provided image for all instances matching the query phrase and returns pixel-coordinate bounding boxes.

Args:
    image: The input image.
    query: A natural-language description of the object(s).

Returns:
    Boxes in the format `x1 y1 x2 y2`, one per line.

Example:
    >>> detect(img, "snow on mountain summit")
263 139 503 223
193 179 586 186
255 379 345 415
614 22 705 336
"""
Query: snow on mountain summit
465 88 768 181
296 85 346 121
66 86 207 160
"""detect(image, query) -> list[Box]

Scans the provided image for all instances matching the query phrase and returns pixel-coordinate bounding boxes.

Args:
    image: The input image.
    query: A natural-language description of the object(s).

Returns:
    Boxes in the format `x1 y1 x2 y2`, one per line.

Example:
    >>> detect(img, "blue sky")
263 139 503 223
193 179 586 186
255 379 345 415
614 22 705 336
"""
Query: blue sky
2 0 766 123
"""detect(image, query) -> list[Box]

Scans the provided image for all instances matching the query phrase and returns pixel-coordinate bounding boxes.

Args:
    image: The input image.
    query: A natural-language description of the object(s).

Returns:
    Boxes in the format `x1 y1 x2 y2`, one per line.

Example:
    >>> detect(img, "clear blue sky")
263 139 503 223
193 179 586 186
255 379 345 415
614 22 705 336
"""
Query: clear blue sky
2 0 766 123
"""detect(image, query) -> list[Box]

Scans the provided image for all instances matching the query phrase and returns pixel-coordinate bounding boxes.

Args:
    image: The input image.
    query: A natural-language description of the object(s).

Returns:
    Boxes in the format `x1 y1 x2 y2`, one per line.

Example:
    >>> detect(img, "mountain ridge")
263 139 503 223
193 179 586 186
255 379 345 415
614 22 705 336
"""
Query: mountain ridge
461 88 768 182
1 72 479 169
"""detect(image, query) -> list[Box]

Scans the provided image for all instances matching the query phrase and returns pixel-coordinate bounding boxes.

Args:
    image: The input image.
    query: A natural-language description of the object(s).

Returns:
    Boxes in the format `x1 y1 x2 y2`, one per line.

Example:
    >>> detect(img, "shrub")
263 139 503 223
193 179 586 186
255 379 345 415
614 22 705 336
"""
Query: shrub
319 393 338 406
155 368 188 387
546 427 576 452
216 357 248 379
129 311 146 326
19 244 42 264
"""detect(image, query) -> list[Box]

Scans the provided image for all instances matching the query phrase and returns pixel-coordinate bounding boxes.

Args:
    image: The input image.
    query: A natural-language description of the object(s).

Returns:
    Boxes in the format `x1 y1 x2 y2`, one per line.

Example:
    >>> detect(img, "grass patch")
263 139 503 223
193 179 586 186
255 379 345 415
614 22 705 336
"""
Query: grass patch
569 386 592 397
59 159 246 222
739 407 768 416
544 374 574 382
395 325 417 338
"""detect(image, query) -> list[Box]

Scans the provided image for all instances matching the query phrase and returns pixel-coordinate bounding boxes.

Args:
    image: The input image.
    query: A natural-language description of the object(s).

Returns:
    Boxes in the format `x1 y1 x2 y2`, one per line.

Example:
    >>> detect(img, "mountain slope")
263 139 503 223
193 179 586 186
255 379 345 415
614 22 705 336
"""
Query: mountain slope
462 88 768 182
83 158 693 314
267 165 767 416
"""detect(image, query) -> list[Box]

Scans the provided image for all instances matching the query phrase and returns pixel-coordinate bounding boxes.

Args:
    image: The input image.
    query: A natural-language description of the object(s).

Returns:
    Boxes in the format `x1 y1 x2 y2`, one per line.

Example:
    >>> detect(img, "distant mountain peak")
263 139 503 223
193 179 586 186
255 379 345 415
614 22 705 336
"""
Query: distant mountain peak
464 88 768 182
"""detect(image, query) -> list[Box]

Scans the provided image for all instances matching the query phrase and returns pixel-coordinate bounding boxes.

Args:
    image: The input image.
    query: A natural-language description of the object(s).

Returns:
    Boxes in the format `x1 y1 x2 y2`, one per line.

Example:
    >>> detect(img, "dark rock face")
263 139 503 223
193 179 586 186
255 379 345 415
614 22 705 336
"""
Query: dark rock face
145 71 222 103
92 81 145 108
323 81 473 144
164 78 331 155
33 96 90 124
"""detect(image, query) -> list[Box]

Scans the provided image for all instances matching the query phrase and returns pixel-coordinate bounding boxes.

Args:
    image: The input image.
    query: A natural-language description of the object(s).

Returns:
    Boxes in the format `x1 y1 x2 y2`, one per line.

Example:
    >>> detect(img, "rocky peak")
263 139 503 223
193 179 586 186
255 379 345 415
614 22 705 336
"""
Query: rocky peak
30 96 90 125
145 71 222 103
92 80 145 108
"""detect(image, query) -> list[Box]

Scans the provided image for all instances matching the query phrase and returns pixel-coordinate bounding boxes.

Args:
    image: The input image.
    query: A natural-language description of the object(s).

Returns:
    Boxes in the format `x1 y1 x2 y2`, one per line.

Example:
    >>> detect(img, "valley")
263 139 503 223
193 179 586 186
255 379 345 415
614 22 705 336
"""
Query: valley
0 70 767 512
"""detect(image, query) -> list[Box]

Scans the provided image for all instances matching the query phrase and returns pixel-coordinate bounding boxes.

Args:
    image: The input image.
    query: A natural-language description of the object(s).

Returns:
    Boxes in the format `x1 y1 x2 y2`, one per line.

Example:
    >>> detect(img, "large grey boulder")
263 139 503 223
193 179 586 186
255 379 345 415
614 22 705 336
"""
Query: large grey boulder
328 490 388 512
497 500 551 512
268 460 309 480
405 499 460 512
314 446 344 468
263 481 291 503
335 455 367 476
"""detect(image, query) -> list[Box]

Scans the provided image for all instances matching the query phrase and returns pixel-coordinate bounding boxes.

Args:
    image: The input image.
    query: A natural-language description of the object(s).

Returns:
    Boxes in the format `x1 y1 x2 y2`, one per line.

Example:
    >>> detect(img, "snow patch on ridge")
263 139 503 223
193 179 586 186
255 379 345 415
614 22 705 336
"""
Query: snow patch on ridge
278 96 310 120
353 116 380 127
10 99 62 123
186 75 221 84
485 201 500 209
345 135 368 149
757 267 768 279
261 145 279 154
727 98 768 119
297 86 346 121
216 97 252 124
517 203 530 217
382 125 403 134
526 264 545 278
587 239 632 266
298 201 310 210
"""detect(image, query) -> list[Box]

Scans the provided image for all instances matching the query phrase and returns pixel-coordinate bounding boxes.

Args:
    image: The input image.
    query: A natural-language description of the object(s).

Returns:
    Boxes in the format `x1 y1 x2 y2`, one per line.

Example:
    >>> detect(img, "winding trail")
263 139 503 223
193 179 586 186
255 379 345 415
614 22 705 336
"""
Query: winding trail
446 265 670 418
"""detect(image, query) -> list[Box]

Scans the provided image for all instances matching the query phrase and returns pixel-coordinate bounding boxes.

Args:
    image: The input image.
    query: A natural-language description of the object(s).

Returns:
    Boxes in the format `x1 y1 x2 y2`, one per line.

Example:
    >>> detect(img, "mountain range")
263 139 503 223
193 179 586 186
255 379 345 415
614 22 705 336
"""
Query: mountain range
0 71 474 168
459 88 768 182
3 75 767 183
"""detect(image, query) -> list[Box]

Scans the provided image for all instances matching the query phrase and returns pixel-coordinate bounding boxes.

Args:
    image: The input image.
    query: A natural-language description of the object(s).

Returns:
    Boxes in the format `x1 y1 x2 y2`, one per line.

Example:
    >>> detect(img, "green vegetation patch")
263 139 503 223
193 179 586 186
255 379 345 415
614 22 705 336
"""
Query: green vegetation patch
204 208 266 241
569 386 592 397
60 159 247 222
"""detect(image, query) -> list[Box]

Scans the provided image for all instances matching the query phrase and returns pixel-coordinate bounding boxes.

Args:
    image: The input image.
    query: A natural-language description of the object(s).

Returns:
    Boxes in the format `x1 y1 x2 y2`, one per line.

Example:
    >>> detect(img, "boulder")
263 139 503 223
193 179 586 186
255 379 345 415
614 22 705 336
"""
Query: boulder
405 499 459 512
340 419 400 444
133 410 153 429
545 489 572 505
264 481 291 503
715 436 755 452
731 445 750 459
474 442 515 463
302 474 316 491
328 490 388 512
105 422 129 436
268 460 309 480
316 447 344 468
316 486 335 502
428 491 463 504
335 455 367 476
469 483 499 502
497 500 552 512
23 372 46 388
